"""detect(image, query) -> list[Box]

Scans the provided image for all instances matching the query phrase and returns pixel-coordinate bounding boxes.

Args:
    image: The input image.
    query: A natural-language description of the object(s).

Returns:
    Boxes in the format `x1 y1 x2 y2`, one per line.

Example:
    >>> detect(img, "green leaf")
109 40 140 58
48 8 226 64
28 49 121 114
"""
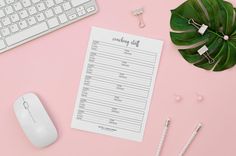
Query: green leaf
170 0 236 71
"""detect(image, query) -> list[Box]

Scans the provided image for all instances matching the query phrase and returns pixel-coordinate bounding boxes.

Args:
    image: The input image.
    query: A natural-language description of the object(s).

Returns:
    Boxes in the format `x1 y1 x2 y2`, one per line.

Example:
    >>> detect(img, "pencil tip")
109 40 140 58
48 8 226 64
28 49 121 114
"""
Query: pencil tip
165 118 171 127
195 123 202 132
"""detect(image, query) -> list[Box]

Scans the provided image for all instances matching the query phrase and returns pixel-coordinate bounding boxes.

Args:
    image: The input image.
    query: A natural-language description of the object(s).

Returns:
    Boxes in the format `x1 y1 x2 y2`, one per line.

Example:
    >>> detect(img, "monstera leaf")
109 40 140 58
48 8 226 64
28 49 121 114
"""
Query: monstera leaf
170 0 236 71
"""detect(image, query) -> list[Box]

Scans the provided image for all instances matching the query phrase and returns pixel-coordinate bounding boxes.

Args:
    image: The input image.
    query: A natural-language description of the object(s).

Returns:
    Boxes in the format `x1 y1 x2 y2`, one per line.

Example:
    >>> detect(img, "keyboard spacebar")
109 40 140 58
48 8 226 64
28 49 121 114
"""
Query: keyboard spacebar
6 22 49 46
71 0 90 6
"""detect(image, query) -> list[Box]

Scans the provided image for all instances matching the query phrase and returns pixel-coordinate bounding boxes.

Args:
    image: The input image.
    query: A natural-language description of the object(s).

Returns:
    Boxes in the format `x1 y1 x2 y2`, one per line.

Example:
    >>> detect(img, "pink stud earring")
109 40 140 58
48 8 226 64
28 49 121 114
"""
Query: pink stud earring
174 95 182 102
196 94 204 102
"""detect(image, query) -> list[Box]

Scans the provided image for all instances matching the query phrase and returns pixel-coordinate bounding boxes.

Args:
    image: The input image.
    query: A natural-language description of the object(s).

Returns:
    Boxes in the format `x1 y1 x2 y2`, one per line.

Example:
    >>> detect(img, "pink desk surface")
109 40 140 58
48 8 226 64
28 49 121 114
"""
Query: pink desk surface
1 0 236 155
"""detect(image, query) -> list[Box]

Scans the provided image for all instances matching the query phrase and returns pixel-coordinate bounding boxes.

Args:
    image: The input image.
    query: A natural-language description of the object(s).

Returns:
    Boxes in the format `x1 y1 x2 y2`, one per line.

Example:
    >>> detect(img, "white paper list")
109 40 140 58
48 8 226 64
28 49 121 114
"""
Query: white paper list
71 27 163 141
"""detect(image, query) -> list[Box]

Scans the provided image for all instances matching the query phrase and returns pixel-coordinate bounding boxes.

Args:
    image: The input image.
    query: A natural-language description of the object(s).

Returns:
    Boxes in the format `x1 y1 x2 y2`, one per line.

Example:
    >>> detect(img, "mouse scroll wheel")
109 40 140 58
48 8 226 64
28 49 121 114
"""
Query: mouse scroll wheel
23 101 29 109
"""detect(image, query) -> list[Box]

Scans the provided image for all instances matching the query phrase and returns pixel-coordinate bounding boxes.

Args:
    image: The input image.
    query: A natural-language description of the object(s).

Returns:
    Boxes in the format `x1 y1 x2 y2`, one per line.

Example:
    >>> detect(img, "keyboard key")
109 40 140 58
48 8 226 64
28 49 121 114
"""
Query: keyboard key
32 0 40 4
78 10 86 16
19 10 28 18
37 3 46 11
1 28 10 36
22 0 31 8
68 14 77 20
28 6 37 15
36 13 45 22
6 0 14 4
19 20 28 29
54 6 62 14
0 1 6 8
0 10 5 18
13 2 23 11
5 6 14 14
87 6 95 13
58 14 67 23
62 2 71 11
6 22 48 46
66 8 76 16
10 24 19 33
45 9 54 18
6 0 15 4
55 0 63 4
10 14 20 22
45 0 54 8
76 6 84 12
2 17 11 26
27 17 36 25
71 0 90 7
0 40 6 50
47 17 59 28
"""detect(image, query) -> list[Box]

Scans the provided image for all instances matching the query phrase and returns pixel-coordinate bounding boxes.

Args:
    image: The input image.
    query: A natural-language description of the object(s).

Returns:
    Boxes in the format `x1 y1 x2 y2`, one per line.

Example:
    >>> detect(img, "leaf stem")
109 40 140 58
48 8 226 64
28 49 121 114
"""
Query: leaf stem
207 29 223 38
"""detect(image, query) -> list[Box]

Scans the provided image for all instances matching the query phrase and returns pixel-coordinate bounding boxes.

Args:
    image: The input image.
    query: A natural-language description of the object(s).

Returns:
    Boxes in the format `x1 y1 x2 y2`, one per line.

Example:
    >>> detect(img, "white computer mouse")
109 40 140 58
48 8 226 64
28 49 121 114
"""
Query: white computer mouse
13 93 58 148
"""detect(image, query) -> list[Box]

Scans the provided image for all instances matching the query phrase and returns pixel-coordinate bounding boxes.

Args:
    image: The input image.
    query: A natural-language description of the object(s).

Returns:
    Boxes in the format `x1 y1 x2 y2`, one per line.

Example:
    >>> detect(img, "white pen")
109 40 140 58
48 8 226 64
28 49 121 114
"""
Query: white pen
155 118 171 156
178 123 202 156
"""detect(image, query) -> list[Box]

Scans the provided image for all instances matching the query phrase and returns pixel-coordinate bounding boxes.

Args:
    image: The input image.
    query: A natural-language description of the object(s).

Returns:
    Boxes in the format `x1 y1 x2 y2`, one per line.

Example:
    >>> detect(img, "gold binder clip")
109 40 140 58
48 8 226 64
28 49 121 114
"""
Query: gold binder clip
188 19 208 35
197 45 215 64
132 8 146 28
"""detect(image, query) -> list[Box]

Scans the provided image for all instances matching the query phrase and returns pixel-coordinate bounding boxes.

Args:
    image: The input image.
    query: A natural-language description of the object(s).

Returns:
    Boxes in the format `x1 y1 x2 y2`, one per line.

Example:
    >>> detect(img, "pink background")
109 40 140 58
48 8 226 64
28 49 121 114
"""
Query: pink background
1 0 236 155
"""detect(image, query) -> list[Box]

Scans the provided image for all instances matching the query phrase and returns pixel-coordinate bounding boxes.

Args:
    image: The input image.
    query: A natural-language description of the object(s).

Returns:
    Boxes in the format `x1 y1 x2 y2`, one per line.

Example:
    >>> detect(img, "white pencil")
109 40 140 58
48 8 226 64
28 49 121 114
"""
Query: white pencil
178 123 202 156
155 118 171 156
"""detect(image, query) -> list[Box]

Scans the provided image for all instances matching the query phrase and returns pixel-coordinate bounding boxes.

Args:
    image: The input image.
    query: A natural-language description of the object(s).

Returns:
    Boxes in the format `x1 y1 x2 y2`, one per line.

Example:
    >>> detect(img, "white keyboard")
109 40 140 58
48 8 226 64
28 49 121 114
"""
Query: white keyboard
0 0 98 53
